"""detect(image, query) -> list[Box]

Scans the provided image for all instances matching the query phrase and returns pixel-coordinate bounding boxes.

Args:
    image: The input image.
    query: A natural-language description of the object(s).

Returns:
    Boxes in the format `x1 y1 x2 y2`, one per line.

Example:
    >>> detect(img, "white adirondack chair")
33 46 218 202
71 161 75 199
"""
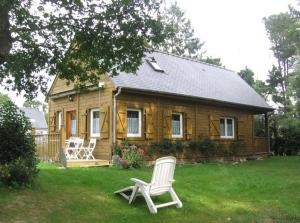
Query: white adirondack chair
114 156 183 214
82 138 96 160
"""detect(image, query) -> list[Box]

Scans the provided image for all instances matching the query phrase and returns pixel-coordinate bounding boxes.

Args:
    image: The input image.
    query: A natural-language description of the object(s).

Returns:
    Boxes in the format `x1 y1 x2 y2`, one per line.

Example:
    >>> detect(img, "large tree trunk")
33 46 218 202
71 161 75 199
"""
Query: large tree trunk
0 6 12 65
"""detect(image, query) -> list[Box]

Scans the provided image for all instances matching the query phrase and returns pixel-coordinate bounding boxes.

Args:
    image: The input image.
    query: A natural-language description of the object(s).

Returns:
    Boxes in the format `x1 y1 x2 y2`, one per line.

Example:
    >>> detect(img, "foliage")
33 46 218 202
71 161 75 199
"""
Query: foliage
0 93 38 187
115 143 145 169
157 1 204 59
150 139 186 154
224 141 243 157
263 13 300 114
238 66 255 86
197 138 221 157
270 117 300 155
201 57 223 67
0 0 166 98
253 80 270 100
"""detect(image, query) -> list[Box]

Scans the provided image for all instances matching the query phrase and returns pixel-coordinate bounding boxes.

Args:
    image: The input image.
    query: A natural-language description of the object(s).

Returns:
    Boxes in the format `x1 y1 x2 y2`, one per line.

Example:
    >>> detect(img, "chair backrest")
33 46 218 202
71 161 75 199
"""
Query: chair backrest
149 156 177 196
75 138 84 148
88 138 97 149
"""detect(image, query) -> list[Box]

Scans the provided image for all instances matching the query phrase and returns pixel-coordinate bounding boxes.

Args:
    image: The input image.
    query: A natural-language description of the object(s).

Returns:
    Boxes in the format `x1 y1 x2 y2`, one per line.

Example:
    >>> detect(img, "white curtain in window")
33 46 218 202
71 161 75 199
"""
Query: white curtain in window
220 119 225 136
70 113 76 136
226 119 233 136
92 111 100 134
172 114 181 135
127 111 139 134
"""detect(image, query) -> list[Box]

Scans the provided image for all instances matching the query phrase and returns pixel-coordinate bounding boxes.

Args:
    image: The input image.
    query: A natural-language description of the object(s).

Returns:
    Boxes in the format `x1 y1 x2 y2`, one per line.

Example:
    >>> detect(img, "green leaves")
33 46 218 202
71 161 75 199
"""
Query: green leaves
0 0 165 98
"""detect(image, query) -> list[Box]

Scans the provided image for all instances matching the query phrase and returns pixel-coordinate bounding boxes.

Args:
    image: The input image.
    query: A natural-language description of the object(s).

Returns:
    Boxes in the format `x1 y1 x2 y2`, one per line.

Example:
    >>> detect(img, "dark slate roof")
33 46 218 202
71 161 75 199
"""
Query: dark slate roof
112 51 272 110
20 108 48 129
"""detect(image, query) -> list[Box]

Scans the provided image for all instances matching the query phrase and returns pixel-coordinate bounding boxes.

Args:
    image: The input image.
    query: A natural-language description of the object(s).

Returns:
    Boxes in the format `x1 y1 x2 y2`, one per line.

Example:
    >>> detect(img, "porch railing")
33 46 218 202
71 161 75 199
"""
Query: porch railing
33 133 61 161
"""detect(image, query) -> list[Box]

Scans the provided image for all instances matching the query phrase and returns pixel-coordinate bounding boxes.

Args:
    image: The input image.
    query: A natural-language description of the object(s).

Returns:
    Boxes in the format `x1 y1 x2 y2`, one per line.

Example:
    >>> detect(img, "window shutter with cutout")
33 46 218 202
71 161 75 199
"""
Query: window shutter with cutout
117 104 127 139
100 106 110 139
209 114 220 140
163 108 172 139
145 107 153 140
184 112 193 140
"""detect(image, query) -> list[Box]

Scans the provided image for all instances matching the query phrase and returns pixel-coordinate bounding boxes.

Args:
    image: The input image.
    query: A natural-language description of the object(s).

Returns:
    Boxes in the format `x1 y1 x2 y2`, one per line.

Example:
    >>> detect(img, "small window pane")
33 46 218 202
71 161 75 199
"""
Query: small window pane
92 111 100 134
70 113 76 136
220 118 225 136
58 112 62 130
226 119 233 136
127 110 139 134
172 114 181 136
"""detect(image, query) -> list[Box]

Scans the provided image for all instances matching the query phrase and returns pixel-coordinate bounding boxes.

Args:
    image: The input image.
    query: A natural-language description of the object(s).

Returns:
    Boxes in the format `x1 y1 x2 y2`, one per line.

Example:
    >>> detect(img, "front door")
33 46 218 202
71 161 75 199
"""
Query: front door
66 111 77 138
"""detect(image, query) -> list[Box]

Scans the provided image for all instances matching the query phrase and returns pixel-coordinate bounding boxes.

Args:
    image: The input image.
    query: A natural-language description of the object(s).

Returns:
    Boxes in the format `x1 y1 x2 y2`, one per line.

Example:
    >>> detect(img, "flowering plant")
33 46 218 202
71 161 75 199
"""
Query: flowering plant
118 144 145 168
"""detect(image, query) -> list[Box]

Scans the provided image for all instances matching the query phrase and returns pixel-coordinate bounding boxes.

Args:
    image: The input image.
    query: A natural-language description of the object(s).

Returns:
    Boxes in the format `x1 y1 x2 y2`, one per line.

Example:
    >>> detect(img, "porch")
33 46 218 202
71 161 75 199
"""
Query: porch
33 133 110 167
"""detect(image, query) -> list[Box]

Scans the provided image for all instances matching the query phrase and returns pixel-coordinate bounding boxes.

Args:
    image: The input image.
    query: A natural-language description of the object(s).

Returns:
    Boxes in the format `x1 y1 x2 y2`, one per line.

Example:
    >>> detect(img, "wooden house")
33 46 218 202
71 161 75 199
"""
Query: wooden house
47 51 273 165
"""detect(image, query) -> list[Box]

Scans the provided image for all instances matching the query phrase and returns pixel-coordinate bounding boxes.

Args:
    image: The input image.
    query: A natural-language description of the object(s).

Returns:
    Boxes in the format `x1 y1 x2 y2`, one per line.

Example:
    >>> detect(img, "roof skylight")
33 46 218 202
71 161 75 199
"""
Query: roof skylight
146 57 164 72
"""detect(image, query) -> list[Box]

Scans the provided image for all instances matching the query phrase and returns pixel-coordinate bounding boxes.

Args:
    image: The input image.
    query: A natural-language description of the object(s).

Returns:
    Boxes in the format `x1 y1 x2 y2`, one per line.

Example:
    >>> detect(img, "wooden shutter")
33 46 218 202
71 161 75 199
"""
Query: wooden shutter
80 110 88 139
184 112 193 140
163 108 172 139
117 104 127 139
145 107 153 140
209 114 220 140
100 106 110 139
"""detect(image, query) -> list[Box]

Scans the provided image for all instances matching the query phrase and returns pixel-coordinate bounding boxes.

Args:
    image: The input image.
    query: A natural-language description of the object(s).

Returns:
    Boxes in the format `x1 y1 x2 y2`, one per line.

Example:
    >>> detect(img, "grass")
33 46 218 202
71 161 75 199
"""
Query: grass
0 157 299 223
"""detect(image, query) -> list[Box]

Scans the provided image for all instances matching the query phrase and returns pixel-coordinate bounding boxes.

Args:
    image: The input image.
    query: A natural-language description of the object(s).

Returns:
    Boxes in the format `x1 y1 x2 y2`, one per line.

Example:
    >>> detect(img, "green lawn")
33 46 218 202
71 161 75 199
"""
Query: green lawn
0 157 299 223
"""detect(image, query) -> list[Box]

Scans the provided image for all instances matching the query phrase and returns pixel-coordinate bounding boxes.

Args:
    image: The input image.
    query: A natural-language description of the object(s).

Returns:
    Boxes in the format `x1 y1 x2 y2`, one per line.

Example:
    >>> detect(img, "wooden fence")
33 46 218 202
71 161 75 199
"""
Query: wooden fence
33 133 61 161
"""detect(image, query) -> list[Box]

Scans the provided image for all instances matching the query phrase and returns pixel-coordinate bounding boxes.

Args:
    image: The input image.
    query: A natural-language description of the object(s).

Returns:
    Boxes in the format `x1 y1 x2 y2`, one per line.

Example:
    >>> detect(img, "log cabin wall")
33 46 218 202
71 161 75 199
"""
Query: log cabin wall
48 76 114 160
116 91 262 156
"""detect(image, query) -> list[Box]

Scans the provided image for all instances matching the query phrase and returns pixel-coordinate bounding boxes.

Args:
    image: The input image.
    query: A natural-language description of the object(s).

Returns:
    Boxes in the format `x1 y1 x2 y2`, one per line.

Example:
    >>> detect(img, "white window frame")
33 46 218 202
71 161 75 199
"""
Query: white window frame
90 108 100 138
127 108 142 137
172 112 183 138
58 111 62 130
220 117 235 139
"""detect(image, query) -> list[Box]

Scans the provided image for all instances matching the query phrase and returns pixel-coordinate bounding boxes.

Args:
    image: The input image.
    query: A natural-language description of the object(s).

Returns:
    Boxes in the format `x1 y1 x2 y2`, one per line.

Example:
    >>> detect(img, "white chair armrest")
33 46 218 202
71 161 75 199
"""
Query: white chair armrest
130 178 149 186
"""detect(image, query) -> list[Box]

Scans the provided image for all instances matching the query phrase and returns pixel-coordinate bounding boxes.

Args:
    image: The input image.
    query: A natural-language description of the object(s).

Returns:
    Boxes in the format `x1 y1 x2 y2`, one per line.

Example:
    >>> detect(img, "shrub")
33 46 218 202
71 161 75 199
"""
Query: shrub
222 141 243 157
150 139 186 154
117 144 145 169
0 94 38 187
198 138 220 157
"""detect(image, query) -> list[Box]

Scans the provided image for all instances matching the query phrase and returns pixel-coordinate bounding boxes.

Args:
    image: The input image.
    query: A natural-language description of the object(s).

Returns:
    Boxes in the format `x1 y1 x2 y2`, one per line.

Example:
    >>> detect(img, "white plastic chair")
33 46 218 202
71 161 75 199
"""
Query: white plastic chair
114 156 183 214
65 138 84 160
82 138 96 160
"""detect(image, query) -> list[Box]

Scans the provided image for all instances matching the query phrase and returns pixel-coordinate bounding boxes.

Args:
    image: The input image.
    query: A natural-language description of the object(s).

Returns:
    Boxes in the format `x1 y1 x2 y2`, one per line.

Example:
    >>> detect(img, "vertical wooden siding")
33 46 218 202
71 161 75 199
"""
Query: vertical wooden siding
48 76 114 160
116 92 259 155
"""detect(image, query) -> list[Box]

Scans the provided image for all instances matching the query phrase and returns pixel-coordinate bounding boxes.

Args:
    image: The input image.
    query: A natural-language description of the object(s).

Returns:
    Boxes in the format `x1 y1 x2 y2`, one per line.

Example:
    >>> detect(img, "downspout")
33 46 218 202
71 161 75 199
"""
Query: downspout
113 87 122 145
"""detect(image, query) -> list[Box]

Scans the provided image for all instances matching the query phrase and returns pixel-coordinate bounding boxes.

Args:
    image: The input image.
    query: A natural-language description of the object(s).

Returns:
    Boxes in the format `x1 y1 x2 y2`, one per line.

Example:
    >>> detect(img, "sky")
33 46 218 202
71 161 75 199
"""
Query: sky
0 0 296 107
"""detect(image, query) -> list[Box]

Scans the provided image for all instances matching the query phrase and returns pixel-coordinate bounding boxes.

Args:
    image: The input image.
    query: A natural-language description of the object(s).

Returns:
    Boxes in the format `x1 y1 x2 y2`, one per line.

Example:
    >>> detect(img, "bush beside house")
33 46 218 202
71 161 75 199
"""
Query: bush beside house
0 94 38 187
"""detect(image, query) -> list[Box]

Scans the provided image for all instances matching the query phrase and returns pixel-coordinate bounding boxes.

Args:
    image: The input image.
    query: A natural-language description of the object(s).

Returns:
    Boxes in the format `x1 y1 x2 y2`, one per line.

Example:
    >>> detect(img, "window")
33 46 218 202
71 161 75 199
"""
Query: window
127 109 142 137
146 58 164 72
172 113 183 138
90 109 100 137
58 111 62 130
70 111 77 137
220 118 234 139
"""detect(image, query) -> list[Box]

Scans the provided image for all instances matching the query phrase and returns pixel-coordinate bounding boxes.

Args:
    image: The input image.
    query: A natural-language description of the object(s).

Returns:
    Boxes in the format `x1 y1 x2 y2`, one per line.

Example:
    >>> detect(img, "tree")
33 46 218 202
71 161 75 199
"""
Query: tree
201 57 223 67
0 0 165 98
263 13 299 114
23 100 43 109
238 67 255 86
157 1 205 59
237 67 269 99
